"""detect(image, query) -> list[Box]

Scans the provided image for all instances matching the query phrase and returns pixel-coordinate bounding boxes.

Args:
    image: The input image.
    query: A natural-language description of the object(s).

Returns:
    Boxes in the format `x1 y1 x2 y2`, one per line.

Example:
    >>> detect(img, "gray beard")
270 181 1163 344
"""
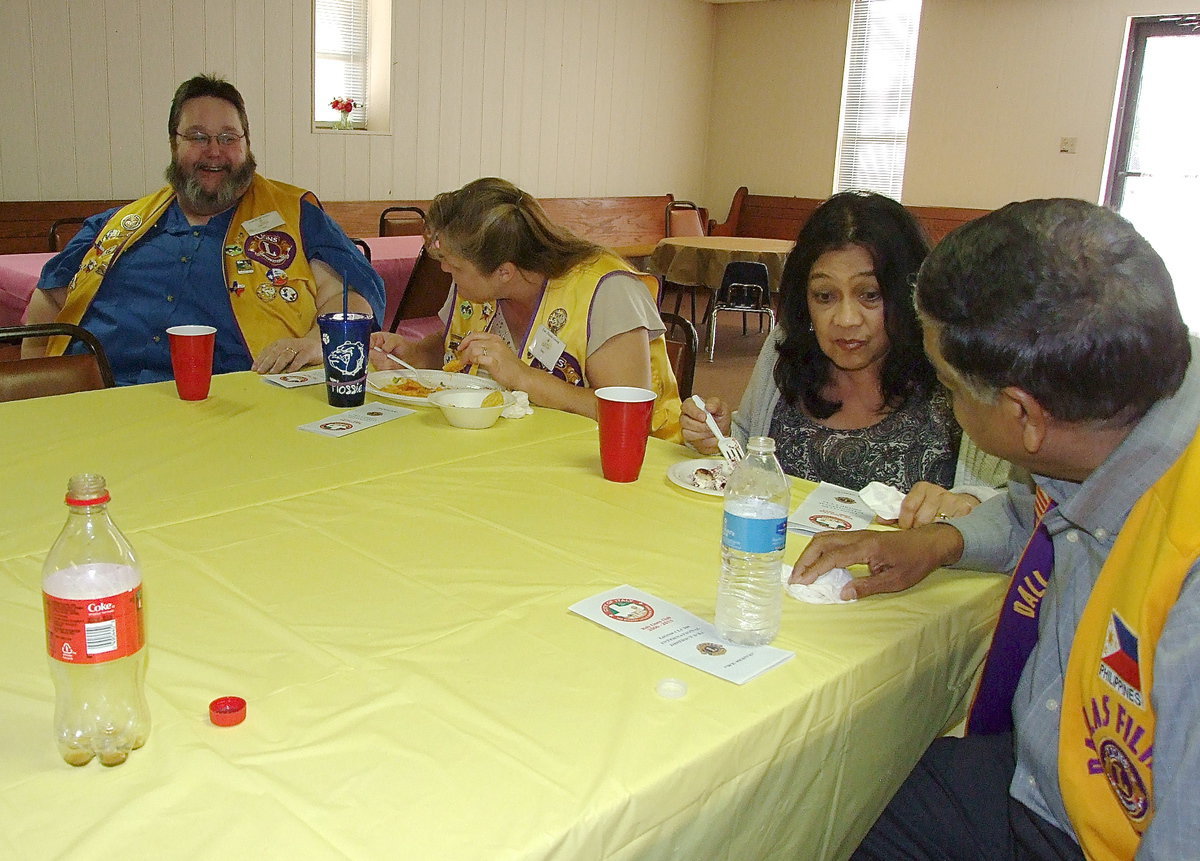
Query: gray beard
165 151 257 216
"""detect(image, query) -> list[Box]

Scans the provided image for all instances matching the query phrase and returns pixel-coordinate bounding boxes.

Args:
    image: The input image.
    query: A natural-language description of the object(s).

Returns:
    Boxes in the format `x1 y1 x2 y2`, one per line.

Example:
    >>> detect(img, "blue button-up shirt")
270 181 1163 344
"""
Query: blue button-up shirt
953 338 1200 859
38 197 385 386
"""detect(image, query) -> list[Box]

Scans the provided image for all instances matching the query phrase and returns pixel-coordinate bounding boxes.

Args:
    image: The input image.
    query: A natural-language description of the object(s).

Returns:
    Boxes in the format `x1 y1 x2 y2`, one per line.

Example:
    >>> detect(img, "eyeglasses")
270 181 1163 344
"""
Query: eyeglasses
174 131 246 148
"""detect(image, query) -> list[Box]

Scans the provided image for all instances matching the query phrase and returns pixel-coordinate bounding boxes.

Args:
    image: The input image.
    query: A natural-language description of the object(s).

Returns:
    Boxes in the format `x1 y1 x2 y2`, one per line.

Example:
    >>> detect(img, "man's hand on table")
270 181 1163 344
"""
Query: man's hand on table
789 524 965 601
252 337 322 375
896 482 981 529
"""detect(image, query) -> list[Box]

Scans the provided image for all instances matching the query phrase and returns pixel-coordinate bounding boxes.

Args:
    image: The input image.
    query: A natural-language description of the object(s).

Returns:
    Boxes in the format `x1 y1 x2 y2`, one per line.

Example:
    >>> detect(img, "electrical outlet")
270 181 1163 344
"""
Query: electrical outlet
1059 137 1078 154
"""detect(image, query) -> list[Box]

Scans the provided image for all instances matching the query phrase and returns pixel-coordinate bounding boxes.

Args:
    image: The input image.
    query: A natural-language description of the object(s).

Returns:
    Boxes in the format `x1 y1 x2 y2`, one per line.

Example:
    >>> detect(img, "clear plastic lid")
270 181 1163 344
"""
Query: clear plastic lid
747 436 776 454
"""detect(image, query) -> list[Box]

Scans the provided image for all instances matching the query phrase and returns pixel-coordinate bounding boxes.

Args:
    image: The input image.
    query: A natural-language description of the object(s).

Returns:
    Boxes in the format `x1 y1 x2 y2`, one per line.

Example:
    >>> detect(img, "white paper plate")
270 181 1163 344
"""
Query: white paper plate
666 458 729 497
367 369 500 406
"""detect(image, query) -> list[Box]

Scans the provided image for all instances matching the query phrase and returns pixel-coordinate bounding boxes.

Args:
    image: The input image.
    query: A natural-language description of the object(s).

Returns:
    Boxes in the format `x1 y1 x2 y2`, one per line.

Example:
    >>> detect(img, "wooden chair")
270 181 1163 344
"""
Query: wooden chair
660 311 698 401
664 200 710 323
378 206 427 237
387 246 453 333
665 200 706 238
48 217 88 252
0 323 115 402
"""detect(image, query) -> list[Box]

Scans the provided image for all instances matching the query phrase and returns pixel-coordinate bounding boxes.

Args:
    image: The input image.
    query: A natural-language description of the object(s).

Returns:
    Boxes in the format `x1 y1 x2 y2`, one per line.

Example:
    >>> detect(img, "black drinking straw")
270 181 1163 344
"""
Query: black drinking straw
342 272 349 318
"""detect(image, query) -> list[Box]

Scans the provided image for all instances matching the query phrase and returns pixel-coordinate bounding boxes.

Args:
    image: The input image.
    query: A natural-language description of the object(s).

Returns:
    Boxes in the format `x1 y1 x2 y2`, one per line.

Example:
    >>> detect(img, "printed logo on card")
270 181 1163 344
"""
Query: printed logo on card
809 514 853 531
600 598 653 623
696 642 727 656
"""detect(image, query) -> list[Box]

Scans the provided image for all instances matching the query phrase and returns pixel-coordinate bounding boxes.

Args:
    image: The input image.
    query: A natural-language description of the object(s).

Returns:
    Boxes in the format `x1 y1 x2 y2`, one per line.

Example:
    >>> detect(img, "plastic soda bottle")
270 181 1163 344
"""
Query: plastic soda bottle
716 436 790 646
42 474 149 766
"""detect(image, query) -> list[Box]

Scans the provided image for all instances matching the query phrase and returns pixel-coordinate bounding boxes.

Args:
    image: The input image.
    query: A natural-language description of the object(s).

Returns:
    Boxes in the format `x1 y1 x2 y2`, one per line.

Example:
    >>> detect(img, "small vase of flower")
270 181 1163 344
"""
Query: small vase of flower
330 97 358 130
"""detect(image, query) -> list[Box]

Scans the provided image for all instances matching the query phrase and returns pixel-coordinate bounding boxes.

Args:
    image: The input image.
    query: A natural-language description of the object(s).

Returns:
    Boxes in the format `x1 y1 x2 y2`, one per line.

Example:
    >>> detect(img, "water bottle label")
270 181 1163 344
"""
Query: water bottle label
722 511 787 553
43 586 145 664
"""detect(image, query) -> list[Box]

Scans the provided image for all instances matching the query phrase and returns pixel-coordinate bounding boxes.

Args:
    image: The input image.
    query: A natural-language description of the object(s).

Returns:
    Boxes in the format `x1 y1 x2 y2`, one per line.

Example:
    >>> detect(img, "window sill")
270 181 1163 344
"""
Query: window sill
313 127 392 137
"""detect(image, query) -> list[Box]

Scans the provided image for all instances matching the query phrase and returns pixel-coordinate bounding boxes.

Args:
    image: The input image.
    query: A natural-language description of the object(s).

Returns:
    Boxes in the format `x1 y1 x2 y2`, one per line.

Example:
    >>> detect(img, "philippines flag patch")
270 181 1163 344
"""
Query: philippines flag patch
1100 612 1142 697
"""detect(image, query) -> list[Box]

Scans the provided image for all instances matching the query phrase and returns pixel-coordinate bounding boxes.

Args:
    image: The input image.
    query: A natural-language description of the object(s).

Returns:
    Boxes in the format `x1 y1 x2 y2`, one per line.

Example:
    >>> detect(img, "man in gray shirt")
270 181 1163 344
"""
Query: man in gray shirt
791 198 1199 859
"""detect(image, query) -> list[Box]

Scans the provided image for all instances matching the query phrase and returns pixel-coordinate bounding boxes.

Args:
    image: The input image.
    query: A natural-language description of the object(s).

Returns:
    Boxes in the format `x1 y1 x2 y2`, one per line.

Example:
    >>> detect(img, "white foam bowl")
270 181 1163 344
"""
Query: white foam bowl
427 389 514 429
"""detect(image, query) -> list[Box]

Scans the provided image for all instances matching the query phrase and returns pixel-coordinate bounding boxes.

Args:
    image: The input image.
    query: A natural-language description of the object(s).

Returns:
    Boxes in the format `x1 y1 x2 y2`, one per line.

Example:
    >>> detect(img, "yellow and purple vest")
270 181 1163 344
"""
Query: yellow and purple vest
49 175 319 359
445 253 683 442
1059 426 1200 858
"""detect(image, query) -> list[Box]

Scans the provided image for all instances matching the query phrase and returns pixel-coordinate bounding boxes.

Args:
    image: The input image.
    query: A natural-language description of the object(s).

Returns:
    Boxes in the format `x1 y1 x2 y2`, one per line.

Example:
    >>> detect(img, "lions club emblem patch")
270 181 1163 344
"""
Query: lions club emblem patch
243 231 297 268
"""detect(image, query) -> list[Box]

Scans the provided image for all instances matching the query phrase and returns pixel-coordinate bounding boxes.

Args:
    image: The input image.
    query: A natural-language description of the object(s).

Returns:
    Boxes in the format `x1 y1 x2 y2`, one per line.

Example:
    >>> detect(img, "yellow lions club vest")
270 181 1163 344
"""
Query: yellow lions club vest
445 253 682 442
50 175 319 359
1059 425 1200 859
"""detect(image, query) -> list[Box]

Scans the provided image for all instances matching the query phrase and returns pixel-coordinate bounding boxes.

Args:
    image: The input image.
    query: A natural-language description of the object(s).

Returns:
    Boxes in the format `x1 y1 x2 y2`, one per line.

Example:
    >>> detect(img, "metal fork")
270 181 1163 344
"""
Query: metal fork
690 395 745 465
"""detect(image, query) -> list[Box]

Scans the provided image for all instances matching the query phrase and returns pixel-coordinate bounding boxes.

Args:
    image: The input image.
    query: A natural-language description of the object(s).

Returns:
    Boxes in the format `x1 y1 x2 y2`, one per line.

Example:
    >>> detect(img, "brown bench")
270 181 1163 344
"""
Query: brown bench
324 194 678 255
709 186 991 245
0 200 133 255
2 193 680 257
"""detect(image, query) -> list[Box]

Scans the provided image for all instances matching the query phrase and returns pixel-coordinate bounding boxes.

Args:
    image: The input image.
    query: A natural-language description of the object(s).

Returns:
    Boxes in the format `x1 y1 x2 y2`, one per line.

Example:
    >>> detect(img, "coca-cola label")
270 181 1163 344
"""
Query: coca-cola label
43 586 144 663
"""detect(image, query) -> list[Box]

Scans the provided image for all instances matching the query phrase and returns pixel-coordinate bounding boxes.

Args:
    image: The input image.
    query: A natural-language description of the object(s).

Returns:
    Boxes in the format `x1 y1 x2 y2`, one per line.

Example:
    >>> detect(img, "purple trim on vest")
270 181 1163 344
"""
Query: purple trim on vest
968 487 1057 735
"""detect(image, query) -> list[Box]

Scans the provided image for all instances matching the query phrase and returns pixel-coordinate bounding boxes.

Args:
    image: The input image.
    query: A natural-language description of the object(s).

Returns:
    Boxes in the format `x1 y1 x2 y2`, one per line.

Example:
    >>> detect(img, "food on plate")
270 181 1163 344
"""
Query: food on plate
379 377 444 398
442 357 466 373
481 390 504 408
691 464 730 492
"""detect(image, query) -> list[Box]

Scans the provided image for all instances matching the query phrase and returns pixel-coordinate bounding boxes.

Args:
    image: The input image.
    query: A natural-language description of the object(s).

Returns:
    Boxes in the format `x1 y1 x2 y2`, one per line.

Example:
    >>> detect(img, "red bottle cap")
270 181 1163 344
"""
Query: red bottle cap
209 696 247 726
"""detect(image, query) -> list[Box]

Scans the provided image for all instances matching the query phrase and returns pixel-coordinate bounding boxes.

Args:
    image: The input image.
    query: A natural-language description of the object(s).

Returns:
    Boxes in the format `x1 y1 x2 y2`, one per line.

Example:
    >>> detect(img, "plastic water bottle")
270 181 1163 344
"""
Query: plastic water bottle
42 474 149 766
716 436 790 646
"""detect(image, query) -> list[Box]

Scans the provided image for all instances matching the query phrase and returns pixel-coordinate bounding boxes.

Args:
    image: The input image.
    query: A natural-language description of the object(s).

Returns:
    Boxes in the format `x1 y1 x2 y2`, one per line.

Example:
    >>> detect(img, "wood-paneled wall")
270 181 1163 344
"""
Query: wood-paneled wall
0 0 715 204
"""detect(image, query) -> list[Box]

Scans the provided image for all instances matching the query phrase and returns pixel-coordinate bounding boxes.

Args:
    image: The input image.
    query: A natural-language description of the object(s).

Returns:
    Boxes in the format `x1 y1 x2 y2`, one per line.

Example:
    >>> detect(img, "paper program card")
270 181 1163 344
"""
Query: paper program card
569 585 794 684
788 482 876 534
299 402 413 437
264 368 326 388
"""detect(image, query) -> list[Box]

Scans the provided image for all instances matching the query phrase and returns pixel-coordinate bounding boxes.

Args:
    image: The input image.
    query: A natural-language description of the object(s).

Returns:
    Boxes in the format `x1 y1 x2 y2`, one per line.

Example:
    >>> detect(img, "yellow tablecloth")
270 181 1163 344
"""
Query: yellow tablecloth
0 373 1004 860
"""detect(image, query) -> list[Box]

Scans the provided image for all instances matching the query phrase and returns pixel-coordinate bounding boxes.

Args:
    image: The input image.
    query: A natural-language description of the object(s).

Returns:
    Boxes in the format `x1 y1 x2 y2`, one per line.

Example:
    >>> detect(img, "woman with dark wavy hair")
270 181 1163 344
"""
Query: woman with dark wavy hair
683 191 978 496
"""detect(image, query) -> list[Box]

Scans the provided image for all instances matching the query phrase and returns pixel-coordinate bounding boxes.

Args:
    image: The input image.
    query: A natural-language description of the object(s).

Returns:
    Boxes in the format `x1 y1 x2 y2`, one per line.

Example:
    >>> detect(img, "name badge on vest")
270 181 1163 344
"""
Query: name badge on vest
529 325 566 370
242 211 286 237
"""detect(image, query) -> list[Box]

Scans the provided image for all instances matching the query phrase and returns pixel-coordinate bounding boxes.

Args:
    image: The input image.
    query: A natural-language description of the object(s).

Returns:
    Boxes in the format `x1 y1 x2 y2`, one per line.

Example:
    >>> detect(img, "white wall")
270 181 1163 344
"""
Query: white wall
703 0 1184 215
904 0 1184 208
4 0 1186 220
0 0 716 204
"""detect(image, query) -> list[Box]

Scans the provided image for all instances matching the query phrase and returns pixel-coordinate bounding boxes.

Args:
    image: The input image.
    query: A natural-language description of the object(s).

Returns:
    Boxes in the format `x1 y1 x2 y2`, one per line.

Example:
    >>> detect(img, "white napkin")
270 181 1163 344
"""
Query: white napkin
502 391 533 419
858 481 905 521
780 563 857 604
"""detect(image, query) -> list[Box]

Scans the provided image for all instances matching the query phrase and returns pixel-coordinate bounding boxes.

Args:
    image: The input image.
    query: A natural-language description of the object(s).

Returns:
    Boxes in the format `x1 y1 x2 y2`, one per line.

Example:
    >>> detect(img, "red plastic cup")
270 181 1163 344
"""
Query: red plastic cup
595 386 657 482
166 325 216 400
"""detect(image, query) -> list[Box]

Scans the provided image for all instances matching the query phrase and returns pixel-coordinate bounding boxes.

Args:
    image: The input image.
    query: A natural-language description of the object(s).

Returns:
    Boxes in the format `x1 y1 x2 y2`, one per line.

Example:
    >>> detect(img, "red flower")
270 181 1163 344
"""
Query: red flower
329 97 358 113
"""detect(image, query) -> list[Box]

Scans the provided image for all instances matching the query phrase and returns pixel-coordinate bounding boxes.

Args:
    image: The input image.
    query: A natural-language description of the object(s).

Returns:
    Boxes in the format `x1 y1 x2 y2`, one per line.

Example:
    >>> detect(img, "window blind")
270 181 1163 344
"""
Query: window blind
834 0 922 200
314 0 369 127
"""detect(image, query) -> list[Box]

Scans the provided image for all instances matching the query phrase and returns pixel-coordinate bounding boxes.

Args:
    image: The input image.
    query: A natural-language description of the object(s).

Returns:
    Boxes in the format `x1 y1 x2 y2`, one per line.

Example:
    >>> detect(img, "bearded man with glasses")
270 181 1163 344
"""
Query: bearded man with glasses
24 74 384 384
